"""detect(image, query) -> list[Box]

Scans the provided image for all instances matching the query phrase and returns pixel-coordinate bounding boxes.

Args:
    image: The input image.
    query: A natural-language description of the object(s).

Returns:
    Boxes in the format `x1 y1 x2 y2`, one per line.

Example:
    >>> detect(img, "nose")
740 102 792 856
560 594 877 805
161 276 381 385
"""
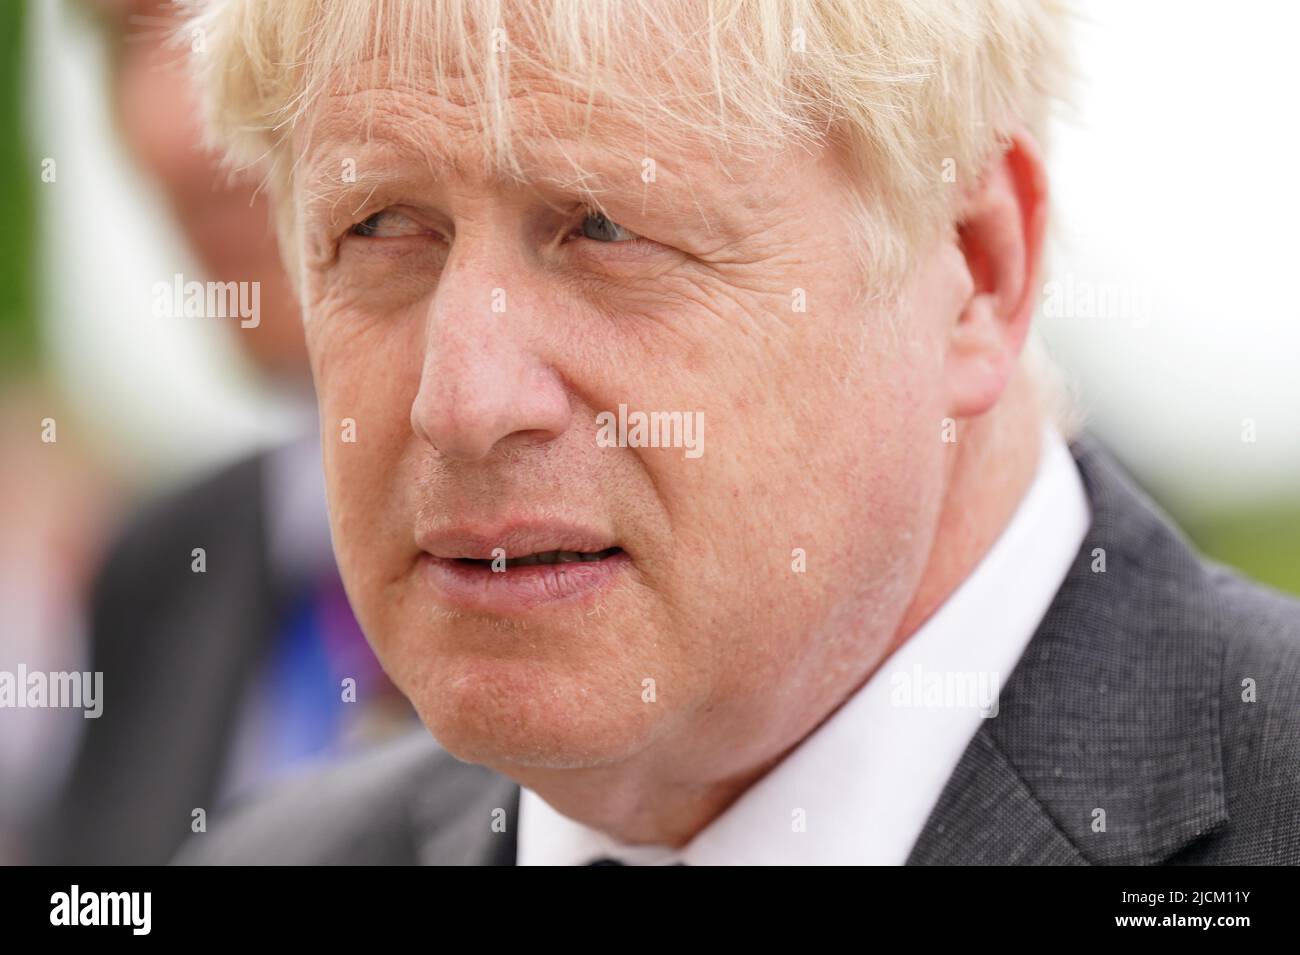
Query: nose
410 252 571 462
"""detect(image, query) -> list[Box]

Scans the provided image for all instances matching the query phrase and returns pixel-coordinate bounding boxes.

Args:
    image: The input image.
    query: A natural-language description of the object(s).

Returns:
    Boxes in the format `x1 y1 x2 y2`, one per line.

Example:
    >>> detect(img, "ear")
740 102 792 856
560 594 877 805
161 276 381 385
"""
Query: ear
944 130 1049 418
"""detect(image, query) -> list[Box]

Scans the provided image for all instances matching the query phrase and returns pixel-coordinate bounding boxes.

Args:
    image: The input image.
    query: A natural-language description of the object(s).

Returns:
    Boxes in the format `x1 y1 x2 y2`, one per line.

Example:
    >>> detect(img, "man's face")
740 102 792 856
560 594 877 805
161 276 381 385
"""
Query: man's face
292 66 965 776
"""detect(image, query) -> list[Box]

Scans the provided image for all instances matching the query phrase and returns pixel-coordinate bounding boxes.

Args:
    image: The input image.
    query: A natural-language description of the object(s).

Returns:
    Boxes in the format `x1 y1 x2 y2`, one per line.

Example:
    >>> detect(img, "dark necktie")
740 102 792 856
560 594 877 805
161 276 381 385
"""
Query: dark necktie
585 857 688 865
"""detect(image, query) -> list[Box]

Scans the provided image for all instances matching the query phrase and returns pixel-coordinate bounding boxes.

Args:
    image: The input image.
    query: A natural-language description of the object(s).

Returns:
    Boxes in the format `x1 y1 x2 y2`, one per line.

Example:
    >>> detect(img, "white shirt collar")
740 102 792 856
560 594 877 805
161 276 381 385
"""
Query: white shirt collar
517 424 1091 864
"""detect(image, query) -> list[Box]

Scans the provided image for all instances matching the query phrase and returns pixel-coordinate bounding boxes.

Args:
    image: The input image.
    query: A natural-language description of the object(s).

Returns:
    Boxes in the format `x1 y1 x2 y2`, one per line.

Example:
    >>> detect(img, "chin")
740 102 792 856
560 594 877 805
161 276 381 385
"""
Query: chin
406 652 670 771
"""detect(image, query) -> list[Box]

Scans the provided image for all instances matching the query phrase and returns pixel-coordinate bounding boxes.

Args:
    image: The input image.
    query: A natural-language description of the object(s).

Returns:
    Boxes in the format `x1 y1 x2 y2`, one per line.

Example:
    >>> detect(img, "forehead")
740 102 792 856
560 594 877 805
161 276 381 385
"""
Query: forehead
299 69 680 194
283 0 819 204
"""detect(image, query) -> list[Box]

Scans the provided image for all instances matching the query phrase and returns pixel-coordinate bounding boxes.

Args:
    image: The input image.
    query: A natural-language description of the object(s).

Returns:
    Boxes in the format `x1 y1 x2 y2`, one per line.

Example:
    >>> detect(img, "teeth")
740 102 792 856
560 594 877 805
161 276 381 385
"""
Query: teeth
497 548 616 567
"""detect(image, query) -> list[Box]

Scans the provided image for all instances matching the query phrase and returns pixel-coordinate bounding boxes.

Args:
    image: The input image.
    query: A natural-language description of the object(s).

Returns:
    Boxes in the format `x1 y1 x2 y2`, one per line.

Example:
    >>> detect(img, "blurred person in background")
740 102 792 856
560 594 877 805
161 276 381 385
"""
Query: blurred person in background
0 390 115 864
0 0 116 865
38 0 415 866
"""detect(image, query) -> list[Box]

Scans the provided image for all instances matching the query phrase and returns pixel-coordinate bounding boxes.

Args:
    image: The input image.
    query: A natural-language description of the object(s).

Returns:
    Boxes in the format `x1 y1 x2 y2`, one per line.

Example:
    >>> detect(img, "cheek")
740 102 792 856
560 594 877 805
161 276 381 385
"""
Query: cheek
307 301 424 577
306 290 424 433
661 280 943 633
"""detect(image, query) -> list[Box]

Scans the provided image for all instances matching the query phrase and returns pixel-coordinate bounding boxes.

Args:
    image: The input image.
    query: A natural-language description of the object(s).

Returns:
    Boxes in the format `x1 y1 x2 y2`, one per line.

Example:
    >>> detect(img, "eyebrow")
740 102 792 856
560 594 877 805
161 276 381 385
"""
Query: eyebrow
298 127 641 222
297 145 431 226
296 146 717 247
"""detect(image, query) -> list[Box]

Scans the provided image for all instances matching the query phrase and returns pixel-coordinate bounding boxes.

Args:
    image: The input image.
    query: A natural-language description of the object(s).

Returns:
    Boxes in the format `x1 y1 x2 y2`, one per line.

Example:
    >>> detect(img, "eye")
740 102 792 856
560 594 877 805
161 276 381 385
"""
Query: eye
349 209 428 238
579 211 638 243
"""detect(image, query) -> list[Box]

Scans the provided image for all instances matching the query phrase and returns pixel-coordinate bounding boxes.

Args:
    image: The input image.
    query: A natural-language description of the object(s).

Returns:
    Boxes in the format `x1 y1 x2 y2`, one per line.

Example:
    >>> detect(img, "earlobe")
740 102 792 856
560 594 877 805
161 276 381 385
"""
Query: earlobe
944 131 1048 419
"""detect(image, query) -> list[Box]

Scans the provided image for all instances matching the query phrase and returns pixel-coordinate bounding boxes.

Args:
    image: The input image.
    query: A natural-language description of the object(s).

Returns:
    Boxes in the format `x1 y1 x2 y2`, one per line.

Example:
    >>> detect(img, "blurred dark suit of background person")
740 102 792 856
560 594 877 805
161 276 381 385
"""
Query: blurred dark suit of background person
19 0 415 866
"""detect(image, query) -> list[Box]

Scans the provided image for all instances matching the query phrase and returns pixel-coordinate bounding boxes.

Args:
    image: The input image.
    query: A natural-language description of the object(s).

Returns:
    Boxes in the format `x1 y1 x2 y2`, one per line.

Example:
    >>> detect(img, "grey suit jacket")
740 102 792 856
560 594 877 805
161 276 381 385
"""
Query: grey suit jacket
46 453 276 866
175 435 1300 865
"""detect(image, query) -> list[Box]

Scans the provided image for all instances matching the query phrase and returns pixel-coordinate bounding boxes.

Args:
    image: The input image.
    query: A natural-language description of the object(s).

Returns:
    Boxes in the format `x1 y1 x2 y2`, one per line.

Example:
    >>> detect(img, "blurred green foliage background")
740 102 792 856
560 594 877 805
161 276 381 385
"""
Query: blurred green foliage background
0 0 37 375
1184 506 1300 599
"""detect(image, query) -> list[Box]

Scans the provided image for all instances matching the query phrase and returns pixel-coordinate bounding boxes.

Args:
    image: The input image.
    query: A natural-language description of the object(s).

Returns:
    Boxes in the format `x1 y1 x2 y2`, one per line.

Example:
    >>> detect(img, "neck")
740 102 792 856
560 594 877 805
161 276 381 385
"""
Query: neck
891 365 1046 650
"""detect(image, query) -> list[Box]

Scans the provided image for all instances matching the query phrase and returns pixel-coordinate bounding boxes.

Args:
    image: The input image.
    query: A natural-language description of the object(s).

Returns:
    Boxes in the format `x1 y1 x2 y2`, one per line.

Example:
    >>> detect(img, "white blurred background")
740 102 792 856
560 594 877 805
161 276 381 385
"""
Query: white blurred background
1040 0 1300 512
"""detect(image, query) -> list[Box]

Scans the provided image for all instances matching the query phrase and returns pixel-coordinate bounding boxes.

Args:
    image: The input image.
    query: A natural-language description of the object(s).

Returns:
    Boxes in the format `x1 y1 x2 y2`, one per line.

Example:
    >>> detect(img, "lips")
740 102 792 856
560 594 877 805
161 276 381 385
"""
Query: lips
416 523 630 614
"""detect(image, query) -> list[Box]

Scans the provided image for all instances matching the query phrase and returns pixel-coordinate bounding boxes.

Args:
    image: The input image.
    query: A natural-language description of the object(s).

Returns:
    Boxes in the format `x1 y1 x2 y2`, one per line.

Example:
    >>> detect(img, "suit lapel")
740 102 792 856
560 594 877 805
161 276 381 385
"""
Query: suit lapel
906 732 1087 865
908 434 1228 865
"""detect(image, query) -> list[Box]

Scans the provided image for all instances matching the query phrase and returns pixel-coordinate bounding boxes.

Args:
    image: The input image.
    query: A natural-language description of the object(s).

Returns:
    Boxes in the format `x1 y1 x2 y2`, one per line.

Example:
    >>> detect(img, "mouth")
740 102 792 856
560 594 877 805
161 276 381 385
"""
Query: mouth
451 547 624 569
416 525 631 615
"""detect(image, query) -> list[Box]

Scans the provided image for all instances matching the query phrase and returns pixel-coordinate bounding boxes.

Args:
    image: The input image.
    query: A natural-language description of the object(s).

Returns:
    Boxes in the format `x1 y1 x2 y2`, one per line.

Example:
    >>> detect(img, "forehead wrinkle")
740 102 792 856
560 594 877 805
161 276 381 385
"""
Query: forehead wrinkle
303 81 665 206
297 88 491 232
